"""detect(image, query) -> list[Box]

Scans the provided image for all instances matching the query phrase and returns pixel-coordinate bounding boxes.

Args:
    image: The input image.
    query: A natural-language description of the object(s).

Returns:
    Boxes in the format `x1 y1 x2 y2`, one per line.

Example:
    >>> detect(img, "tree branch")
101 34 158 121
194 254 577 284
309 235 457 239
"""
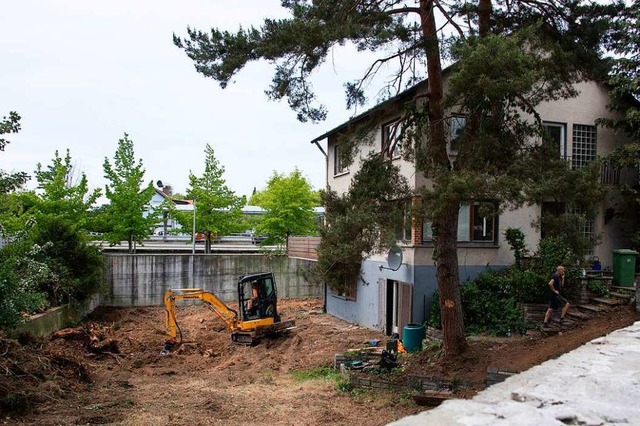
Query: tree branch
386 7 421 15
434 1 465 38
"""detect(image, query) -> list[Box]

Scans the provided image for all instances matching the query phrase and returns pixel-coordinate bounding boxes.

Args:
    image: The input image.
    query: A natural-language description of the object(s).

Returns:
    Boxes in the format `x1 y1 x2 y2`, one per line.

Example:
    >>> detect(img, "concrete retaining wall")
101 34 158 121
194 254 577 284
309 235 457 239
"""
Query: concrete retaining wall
104 253 321 306
15 293 102 337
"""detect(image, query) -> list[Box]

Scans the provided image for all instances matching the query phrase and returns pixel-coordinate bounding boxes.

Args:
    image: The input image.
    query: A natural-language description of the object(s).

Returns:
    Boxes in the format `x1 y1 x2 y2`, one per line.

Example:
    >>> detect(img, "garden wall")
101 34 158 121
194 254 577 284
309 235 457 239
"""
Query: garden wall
103 253 321 306
15 293 102 337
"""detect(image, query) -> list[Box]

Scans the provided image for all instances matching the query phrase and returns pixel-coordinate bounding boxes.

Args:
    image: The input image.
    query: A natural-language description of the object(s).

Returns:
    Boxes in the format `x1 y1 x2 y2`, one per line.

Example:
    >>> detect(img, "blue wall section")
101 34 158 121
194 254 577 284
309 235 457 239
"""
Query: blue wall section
326 259 508 332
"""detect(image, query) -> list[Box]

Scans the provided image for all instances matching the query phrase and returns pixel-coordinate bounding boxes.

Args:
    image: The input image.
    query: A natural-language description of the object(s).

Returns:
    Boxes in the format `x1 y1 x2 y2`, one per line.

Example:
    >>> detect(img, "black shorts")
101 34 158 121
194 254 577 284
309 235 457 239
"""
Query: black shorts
548 293 567 311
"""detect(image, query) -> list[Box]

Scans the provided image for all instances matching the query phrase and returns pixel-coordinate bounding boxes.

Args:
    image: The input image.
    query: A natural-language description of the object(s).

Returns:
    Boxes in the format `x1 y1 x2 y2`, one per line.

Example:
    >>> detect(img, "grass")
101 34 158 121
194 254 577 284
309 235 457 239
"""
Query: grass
290 366 369 397
290 366 341 383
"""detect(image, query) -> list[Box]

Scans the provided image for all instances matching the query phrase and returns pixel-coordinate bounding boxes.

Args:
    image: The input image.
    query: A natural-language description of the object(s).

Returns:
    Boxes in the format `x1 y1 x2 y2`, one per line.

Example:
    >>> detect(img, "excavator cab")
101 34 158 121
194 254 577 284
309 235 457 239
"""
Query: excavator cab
238 272 280 322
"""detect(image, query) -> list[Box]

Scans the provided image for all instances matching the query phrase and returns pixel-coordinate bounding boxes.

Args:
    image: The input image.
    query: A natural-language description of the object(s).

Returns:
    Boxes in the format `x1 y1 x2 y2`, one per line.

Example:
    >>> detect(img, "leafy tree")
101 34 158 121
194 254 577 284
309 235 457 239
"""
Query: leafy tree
103 133 157 253
0 111 21 153
601 0 640 248
1 150 101 243
0 125 104 327
249 168 319 245
174 0 621 356
0 111 29 245
171 144 243 253
0 111 28 194
85 204 111 235
33 150 101 227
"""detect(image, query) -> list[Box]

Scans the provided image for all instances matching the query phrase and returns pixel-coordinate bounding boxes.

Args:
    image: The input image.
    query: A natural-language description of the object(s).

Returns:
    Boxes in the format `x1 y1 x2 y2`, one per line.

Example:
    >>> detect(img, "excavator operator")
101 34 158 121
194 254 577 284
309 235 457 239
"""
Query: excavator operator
247 281 260 316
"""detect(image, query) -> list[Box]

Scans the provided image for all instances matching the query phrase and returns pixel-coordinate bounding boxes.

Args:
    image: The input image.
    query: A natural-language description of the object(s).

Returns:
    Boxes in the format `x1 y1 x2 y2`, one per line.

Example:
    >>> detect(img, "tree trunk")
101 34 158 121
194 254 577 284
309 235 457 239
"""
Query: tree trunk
420 0 468 356
205 230 211 254
434 204 468 355
163 211 168 242
478 0 492 37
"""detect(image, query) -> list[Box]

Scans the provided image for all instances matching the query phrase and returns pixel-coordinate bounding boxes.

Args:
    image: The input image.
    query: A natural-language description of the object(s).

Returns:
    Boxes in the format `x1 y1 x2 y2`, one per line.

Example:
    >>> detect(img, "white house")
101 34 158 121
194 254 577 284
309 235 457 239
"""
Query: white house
310 78 635 337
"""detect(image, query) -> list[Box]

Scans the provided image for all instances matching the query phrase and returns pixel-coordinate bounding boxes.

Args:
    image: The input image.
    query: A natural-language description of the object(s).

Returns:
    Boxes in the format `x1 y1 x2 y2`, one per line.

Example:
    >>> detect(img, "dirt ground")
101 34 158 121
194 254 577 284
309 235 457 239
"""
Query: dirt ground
1 298 638 426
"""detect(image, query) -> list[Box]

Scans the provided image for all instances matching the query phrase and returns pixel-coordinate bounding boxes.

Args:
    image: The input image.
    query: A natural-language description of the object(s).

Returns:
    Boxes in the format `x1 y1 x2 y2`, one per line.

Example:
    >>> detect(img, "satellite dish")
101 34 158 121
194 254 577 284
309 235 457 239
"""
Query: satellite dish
156 180 163 188
380 245 403 271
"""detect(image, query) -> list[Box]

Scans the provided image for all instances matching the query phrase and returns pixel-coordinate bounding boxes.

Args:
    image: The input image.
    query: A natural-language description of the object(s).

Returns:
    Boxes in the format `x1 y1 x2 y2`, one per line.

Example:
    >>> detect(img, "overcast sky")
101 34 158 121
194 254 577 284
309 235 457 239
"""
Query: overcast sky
1 0 382 201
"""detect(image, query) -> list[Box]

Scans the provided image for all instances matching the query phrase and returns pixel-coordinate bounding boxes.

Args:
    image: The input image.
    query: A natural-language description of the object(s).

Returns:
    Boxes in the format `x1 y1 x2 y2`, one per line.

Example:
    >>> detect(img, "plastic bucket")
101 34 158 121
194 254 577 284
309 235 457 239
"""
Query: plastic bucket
402 323 425 352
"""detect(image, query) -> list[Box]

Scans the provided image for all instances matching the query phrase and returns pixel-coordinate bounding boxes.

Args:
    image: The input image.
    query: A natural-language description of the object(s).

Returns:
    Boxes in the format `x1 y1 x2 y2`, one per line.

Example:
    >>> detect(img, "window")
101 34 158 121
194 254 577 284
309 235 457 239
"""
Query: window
543 122 567 158
333 145 348 175
393 201 412 242
449 115 466 152
470 202 496 242
566 206 596 253
572 124 596 169
329 278 357 301
422 202 497 243
542 203 596 255
261 276 275 298
382 119 403 158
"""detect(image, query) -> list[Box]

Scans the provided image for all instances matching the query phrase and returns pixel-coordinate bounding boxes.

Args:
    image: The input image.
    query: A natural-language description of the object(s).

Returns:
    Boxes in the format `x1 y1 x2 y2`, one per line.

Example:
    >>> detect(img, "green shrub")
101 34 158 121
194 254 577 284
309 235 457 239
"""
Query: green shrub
459 279 527 336
534 236 580 279
31 216 104 305
0 217 104 328
502 268 547 304
428 270 528 336
0 240 50 326
504 227 529 266
587 280 608 297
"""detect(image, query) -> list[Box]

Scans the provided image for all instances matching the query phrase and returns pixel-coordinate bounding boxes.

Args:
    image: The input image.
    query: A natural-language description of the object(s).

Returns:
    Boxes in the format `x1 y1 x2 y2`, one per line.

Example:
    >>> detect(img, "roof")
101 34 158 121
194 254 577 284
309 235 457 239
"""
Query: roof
238 272 274 284
153 188 192 205
309 80 427 144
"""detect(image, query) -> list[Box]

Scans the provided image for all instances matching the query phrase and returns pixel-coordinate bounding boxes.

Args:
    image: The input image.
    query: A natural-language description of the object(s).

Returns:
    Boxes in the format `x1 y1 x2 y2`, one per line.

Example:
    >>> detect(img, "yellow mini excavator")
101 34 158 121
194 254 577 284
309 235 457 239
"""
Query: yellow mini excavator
161 272 295 354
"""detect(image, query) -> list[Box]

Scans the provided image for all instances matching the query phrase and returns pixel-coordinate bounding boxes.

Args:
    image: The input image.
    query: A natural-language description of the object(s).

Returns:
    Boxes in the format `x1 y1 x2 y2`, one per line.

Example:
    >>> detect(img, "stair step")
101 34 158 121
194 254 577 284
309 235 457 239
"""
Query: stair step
567 310 592 321
610 286 636 295
608 292 633 302
541 321 573 333
590 297 622 306
577 304 608 313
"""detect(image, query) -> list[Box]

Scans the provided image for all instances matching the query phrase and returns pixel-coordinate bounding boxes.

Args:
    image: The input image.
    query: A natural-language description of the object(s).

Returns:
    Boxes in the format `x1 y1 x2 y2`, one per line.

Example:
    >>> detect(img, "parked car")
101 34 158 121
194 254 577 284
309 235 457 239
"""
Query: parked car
251 234 268 245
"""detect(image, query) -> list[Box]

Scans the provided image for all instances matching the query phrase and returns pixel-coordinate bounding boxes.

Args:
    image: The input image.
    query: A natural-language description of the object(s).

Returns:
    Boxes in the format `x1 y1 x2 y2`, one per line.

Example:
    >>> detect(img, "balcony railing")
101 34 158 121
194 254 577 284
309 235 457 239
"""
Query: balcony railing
560 156 621 185
599 159 621 186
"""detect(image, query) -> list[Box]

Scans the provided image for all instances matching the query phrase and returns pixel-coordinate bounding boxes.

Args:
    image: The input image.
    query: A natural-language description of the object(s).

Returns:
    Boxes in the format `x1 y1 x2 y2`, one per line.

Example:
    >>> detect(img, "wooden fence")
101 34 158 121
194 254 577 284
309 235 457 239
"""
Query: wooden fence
288 236 321 261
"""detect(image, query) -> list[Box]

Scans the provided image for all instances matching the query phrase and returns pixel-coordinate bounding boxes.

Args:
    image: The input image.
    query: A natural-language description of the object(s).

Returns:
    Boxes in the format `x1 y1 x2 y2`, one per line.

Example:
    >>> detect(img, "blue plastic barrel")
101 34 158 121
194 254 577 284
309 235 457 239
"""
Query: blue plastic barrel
402 323 425 352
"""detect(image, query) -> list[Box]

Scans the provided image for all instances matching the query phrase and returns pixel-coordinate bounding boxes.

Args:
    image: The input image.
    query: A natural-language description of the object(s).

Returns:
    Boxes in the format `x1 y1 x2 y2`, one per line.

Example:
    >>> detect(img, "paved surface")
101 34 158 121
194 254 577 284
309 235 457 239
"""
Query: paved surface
390 321 640 426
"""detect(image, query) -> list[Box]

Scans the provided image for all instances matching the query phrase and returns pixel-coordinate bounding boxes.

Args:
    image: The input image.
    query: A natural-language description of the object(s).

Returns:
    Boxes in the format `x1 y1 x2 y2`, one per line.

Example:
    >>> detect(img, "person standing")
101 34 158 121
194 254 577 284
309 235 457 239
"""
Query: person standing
543 265 570 328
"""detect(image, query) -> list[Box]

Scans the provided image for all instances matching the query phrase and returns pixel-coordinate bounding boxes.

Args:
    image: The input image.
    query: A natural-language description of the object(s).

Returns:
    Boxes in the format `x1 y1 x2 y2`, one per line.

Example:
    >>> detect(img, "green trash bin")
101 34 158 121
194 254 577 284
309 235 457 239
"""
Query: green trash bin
612 249 638 287
402 323 425 352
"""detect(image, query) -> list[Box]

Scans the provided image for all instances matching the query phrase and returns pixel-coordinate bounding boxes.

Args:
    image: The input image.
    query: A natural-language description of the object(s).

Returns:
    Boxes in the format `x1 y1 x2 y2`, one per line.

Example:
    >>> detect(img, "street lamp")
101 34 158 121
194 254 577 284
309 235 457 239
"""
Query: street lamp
192 198 196 254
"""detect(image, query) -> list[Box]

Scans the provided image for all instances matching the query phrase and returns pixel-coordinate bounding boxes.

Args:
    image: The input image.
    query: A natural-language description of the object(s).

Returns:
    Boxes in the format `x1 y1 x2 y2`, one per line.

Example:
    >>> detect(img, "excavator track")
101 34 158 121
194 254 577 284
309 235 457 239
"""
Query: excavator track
231 320 296 346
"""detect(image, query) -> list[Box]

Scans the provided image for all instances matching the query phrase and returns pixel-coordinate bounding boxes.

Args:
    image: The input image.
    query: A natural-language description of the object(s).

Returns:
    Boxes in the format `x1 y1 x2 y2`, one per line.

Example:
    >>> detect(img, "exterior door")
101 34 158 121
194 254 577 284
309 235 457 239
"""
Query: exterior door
382 279 413 337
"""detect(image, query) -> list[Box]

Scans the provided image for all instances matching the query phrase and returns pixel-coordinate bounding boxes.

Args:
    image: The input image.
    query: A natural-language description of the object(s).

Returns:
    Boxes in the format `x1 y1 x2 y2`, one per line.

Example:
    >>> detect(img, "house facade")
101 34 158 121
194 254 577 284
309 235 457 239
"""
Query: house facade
311 79 635 337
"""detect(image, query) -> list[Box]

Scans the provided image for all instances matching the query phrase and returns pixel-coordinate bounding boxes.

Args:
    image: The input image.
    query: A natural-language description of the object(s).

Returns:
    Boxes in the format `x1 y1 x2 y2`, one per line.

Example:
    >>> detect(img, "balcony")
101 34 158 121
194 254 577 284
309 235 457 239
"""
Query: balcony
561 156 621 185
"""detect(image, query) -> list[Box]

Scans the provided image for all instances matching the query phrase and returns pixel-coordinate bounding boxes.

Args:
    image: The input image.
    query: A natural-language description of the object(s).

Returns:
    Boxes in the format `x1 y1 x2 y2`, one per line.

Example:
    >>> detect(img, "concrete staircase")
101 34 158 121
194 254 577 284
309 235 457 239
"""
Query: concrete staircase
541 285 635 333
543 287 636 332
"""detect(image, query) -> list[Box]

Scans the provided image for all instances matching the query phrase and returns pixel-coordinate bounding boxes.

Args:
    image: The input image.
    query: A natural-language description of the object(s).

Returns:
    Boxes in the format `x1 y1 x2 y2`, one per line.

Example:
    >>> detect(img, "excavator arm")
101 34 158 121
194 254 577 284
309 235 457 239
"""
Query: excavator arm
163 288 240 353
